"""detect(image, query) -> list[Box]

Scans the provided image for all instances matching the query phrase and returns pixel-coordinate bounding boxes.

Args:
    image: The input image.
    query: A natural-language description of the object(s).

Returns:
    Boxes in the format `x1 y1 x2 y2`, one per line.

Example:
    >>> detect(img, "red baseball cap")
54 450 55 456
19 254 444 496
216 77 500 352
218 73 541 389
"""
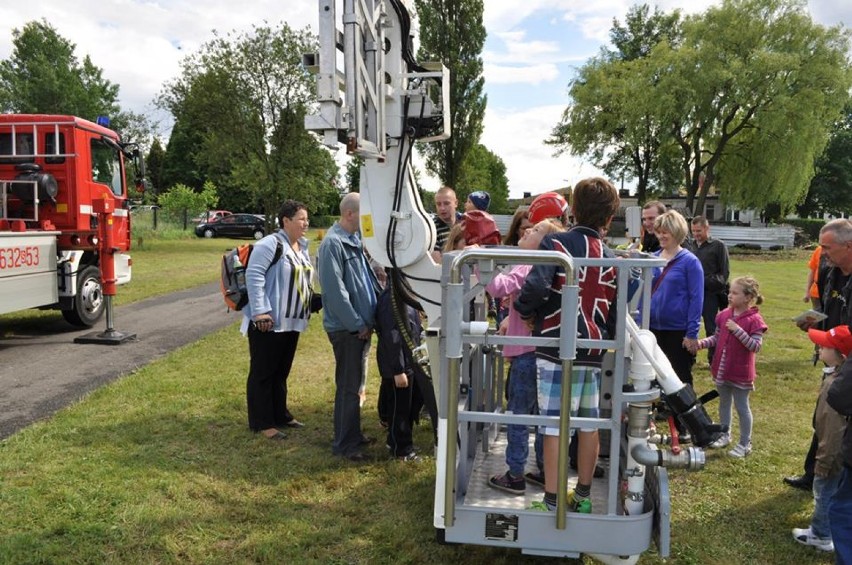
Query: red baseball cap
808 325 852 357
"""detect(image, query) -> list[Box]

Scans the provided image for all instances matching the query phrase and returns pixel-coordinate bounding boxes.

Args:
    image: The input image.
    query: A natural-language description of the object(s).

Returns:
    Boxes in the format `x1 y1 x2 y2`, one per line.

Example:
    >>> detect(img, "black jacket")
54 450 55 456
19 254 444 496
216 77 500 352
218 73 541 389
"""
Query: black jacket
375 287 422 379
826 357 852 468
685 237 729 294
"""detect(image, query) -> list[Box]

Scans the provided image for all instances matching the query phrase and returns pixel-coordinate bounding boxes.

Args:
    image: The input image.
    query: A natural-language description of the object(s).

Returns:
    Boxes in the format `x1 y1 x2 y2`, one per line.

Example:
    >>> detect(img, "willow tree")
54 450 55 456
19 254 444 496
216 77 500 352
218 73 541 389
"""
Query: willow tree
655 0 851 214
548 5 683 204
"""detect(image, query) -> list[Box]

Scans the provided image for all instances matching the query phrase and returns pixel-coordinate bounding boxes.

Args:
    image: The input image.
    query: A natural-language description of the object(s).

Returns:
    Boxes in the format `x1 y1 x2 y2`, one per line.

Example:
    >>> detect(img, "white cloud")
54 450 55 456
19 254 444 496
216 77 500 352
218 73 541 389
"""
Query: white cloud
481 105 602 198
0 1 317 118
484 63 560 85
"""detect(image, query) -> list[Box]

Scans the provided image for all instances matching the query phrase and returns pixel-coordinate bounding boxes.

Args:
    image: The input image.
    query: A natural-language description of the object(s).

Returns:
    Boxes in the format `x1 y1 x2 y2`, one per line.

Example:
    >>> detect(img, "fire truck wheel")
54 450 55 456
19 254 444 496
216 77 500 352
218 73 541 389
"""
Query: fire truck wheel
203 228 215 238
253 229 264 240
62 265 105 327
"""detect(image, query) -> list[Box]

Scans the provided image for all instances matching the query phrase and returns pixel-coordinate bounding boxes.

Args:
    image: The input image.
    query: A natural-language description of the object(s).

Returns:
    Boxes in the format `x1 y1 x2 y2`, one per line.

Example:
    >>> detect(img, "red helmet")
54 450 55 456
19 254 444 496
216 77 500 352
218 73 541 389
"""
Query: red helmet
528 192 568 224
463 210 501 246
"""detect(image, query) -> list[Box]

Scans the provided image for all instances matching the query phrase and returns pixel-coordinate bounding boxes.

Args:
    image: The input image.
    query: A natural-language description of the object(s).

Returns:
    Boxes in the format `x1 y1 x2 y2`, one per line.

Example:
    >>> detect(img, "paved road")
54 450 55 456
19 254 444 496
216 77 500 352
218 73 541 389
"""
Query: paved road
0 282 239 439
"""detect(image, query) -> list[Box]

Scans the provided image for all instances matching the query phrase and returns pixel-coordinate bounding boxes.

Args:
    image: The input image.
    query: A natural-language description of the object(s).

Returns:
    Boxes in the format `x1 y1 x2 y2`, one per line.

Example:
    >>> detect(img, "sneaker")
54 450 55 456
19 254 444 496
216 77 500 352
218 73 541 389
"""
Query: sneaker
488 471 525 495
529 500 550 511
729 443 752 458
397 452 422 463
524 470 545 488
709 433 731 449
679 432 692 444
566 490 592 513
792 527 834 551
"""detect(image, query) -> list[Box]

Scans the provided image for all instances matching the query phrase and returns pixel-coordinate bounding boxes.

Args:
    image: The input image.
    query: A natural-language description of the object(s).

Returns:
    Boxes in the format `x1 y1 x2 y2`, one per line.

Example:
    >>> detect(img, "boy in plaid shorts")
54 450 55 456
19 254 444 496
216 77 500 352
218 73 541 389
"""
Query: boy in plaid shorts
515 177 620 512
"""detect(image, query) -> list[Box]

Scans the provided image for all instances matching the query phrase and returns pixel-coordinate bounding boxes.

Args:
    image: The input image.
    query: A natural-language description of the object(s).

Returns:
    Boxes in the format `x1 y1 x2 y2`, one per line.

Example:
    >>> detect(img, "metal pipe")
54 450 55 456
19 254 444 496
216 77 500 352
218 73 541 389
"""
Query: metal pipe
630 442 705 470
443 357 460 527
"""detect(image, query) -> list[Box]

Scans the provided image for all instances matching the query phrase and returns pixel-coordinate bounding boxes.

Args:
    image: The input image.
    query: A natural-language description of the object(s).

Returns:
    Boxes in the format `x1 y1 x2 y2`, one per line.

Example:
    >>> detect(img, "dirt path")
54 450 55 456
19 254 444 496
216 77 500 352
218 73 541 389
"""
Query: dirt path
0 282 239 440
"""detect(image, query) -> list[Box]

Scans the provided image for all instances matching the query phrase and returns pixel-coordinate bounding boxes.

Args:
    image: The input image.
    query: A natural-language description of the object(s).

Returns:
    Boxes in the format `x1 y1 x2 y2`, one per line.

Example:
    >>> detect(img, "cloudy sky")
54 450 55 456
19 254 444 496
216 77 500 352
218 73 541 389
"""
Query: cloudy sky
1 1 849 198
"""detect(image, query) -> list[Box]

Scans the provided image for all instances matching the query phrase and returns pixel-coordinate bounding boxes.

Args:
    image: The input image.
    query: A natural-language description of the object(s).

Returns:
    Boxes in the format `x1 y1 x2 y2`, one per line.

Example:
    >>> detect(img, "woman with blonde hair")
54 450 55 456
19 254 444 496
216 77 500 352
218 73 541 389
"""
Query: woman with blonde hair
645 210 704 441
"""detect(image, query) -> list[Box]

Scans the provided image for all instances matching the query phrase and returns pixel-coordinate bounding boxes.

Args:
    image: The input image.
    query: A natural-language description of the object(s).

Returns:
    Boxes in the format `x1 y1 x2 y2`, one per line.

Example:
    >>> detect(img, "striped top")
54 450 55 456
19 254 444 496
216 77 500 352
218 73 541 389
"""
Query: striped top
241 231 314 334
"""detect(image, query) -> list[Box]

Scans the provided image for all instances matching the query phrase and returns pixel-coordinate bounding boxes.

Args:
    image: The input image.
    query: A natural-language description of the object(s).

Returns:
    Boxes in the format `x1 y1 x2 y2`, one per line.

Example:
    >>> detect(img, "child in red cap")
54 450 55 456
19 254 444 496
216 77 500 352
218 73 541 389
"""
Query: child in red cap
791 324 852 552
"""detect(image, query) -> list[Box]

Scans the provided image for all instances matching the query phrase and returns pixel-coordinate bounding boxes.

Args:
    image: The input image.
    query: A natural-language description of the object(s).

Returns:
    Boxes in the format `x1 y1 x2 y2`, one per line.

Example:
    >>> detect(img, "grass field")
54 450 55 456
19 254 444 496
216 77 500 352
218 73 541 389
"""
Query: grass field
0 242 839 564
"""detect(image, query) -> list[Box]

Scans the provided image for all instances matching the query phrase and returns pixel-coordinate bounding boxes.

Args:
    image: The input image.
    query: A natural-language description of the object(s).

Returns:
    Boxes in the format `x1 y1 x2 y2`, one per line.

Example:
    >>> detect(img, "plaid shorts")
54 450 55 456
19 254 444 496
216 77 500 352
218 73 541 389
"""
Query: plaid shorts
536 359 601 436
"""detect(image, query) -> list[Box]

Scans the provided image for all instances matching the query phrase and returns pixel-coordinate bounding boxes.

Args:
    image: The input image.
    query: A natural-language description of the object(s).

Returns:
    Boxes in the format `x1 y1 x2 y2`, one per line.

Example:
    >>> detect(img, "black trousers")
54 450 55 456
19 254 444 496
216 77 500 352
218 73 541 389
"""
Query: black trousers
652 328 696 433
246 327 300 431
702 291 723 362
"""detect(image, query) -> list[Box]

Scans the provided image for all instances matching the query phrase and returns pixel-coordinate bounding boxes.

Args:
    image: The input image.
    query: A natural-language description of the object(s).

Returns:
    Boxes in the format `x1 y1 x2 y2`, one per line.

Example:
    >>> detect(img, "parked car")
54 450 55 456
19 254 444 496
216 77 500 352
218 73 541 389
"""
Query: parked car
195 213 266 239
192 210 232 224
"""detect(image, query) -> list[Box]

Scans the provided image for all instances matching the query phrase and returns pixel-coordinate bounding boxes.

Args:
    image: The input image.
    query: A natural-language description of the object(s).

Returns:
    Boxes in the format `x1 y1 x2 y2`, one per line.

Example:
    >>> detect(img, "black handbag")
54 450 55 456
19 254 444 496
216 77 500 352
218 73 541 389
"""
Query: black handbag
310 293 323 313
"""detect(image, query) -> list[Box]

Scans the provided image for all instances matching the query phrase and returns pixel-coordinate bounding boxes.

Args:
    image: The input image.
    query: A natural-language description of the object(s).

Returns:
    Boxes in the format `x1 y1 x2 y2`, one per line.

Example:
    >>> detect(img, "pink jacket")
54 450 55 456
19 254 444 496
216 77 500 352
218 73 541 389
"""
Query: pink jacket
710 306 767 387
485 264 533 359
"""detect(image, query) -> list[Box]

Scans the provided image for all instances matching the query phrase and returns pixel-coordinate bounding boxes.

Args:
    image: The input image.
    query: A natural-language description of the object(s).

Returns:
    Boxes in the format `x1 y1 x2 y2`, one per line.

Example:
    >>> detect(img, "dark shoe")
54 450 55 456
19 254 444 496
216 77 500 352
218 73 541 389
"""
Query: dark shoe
679 432 692 444
264 430 286 441
282 419 305 429
360 435 376 446
397 452 422 462
524 471 545 488
784 475 814 491
488 471 525 495
343 451 369 462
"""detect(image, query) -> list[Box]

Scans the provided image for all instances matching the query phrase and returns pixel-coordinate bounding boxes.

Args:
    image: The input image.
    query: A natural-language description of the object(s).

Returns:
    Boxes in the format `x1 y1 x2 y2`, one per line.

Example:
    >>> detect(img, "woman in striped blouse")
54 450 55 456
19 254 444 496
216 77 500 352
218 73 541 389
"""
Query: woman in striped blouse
242 200 316 440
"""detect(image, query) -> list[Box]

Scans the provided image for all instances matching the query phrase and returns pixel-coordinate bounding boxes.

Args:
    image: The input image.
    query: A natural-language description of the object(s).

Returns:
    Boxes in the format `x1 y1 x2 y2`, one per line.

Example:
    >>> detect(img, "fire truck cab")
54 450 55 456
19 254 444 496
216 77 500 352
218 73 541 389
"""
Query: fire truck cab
0 114 141 326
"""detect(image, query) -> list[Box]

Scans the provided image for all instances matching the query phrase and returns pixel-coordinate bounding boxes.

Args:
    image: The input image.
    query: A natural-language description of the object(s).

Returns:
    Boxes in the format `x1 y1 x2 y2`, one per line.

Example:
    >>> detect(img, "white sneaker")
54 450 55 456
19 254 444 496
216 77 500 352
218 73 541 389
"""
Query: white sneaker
792 527 834 552
728 443 752 458
709 433 731 449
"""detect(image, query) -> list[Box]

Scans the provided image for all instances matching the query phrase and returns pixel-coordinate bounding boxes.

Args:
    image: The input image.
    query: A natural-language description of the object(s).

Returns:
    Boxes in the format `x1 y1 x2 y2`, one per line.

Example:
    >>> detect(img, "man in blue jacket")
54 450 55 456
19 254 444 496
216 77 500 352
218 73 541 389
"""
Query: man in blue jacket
318 193 381 462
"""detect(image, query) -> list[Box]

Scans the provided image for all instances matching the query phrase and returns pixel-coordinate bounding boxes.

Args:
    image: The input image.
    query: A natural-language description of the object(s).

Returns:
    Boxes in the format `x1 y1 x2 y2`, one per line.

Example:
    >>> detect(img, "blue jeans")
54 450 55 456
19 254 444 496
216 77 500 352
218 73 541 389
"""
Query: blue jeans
506 352 543 476
812 473 841 539
830 467 852 564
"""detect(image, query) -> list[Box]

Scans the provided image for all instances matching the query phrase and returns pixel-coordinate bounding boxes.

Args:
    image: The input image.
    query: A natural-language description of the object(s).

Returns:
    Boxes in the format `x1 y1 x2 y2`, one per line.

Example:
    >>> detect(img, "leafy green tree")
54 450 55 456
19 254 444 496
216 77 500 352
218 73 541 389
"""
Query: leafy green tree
548 5 682 204
157 181 218 221
415 0 487 188
345 156 364 193
456 144 510 213
145 138 167 199
157 23 338 219
0 20 120 121
657 0 852 215
797 100 852 217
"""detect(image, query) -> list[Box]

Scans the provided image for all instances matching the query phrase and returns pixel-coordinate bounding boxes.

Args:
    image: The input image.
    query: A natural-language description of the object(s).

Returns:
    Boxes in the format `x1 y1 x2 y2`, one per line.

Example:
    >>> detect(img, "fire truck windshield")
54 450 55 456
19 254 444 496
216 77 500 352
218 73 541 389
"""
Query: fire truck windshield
91 138 123 196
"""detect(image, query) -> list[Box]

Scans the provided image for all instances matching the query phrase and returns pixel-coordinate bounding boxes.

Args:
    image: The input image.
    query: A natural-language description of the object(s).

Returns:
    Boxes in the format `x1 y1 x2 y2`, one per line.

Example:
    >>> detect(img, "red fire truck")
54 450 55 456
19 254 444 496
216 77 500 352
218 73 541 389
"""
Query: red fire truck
0 114 144 326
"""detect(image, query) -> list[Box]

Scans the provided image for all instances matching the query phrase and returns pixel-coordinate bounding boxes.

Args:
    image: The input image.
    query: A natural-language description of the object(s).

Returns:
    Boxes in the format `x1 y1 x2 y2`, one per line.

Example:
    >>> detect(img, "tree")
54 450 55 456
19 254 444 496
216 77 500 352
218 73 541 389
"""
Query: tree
345 156 364 193
145 138 167 199
157 23 339 218
797 100 852 218
414 0 487 188
456 144 510 213
656 0 851 215
548 5 682 203
0 20 121 121
157 181 218 221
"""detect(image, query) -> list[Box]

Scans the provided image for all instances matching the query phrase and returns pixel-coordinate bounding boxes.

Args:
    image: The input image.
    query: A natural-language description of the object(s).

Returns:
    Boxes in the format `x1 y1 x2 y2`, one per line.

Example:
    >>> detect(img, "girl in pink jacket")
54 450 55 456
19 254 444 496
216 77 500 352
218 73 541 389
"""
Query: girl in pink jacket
485 219 565 494
696 275 768 458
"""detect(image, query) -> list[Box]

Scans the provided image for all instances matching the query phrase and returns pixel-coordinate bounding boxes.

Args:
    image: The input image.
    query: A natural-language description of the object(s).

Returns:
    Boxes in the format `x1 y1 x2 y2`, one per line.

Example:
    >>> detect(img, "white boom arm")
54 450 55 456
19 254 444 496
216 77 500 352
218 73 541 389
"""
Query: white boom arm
304 0 450 323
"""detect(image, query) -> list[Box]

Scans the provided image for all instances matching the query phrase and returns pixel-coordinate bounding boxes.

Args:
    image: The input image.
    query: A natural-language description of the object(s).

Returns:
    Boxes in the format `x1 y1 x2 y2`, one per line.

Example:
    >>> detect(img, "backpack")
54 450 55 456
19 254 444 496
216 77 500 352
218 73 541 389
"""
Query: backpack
221 238 283 311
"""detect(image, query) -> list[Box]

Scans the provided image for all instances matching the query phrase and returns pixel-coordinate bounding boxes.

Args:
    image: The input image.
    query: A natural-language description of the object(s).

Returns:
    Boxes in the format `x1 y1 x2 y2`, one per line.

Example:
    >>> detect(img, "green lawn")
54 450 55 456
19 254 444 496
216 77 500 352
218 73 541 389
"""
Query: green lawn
0 246 837 564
